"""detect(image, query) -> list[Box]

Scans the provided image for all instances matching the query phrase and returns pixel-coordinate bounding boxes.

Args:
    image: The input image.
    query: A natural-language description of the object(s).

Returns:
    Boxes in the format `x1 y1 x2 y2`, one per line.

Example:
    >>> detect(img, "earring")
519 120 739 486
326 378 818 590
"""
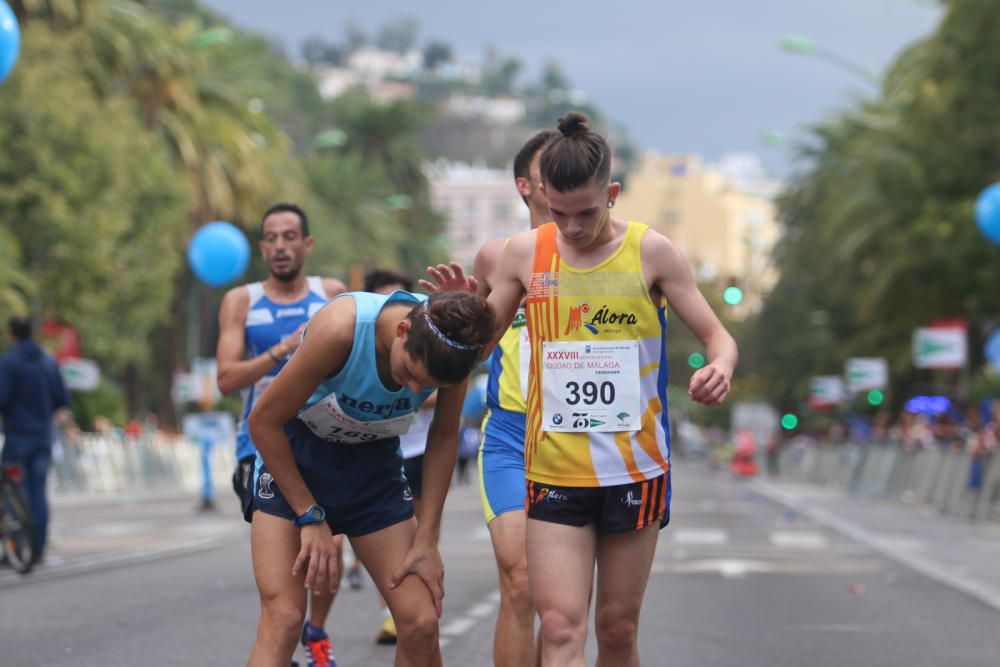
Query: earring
607 200 615 209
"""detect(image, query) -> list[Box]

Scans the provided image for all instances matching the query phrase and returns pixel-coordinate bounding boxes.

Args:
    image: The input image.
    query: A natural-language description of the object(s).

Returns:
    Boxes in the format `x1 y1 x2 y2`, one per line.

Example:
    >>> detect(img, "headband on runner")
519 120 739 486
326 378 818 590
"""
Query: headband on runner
421 303 479 351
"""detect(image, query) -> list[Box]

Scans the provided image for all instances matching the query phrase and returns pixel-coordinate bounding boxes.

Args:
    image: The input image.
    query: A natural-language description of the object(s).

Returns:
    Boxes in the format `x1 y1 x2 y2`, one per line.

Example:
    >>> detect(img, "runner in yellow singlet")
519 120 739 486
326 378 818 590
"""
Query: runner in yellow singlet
425 112 737 666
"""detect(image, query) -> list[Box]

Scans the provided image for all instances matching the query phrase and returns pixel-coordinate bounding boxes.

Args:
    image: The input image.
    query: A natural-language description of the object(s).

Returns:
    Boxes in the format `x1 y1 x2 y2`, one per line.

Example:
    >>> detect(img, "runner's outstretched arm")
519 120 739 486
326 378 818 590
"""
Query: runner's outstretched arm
420 237 531 357
484 233 532 355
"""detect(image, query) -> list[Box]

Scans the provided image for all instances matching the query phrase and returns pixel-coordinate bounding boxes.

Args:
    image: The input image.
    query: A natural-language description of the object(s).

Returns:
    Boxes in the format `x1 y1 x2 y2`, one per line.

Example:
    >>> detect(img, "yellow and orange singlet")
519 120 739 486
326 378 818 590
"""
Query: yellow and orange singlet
524 221 671 487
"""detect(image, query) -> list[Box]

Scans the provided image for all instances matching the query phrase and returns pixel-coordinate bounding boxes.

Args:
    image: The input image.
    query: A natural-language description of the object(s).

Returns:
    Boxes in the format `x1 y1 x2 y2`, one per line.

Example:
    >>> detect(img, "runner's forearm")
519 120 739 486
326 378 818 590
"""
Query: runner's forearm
705 328 738 374
249 417 316 515
414 427 459 544
217 345 288 395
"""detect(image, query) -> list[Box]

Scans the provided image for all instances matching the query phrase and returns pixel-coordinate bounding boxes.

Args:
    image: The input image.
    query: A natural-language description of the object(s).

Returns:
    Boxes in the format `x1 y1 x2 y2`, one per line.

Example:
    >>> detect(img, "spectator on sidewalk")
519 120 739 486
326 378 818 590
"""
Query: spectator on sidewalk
0 315 71 564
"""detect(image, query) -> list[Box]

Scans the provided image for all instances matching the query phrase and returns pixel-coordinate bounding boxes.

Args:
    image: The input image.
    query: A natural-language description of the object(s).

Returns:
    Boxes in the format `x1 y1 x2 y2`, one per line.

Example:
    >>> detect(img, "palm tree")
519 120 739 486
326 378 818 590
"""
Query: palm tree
0 229 35 317
15 1 300 421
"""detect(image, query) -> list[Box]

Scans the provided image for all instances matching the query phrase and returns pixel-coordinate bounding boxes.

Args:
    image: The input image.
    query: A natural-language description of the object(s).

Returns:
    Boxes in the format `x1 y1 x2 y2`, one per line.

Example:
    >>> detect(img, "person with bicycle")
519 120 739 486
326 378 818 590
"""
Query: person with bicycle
0 315 70 566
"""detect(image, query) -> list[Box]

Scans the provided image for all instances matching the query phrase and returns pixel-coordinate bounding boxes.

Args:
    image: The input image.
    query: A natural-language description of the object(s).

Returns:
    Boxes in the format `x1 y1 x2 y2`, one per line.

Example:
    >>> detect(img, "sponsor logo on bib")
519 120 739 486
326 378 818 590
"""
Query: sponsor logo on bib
337 393 413 418
563 303 640 335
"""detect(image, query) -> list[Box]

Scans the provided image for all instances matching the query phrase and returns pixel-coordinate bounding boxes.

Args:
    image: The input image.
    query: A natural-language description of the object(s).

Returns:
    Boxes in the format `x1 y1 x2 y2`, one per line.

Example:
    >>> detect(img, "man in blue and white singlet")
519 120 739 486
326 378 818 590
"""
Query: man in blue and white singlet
246 286 496 667
215 203 344 667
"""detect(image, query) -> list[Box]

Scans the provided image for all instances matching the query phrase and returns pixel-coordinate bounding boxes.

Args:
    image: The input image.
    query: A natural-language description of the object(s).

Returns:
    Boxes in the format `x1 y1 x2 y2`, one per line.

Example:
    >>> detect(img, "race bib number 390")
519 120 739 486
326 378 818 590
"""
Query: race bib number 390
541 341 641 432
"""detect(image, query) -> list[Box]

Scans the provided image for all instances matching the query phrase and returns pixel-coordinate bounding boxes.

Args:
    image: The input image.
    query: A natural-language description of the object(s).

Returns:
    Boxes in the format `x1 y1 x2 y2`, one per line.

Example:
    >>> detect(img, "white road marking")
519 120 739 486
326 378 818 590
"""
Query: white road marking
770 530 829 549
440 617 477 636
467 602 497 618
659 557 877 577
438 590 501 652
671 528 729 545
670 558 773 578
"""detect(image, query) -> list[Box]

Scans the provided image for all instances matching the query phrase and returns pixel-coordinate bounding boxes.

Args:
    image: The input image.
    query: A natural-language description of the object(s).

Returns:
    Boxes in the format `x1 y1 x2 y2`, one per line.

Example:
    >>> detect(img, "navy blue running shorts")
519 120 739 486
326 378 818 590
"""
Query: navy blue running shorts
246 419 415 537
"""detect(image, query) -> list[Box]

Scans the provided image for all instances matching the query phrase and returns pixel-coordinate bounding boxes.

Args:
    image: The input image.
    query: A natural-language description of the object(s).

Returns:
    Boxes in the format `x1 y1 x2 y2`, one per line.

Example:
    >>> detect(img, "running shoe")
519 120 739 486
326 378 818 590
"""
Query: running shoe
347 567 363 591
374 615 397 645
301 621 337 667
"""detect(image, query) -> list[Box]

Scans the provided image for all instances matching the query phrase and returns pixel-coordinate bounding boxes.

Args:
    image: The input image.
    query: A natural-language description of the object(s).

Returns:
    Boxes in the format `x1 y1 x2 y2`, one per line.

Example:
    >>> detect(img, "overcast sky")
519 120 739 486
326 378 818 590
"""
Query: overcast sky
200 0 942 177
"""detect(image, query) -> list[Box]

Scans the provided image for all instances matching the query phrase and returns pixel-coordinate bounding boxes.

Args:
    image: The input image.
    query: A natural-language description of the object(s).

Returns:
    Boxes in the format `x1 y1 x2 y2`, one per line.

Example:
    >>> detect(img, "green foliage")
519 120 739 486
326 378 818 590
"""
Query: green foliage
482 57 522 97
0 229 35 319
200 27 328 153
422 40 452 71
747 0 1000 409
375 17 419 55
0 25 193 375
70 380 128 430
2 0 630 424
308 91 447 277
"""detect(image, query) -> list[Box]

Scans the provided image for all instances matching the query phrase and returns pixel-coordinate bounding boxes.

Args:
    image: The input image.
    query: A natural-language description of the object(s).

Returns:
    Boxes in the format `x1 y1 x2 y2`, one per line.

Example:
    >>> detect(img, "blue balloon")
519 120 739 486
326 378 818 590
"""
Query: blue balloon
187 222 250 287
974 182 1000 245
0 1 20 84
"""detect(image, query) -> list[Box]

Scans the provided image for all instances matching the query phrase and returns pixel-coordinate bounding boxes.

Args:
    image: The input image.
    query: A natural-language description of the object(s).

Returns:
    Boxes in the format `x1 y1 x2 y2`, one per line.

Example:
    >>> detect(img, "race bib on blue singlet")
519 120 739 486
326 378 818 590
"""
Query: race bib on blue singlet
298 393 414 444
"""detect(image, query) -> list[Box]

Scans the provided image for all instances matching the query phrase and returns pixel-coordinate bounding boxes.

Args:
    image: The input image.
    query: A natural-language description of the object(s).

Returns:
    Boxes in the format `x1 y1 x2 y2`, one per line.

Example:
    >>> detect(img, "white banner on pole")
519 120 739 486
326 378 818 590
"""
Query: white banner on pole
913 327 967 369
845 358 888 393
809 376 845 407
60 358 100 392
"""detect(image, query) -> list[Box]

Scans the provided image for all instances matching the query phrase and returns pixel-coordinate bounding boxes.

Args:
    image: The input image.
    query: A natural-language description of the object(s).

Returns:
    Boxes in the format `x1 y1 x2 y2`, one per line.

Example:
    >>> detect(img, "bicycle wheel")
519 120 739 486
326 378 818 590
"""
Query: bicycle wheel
1 481 34 574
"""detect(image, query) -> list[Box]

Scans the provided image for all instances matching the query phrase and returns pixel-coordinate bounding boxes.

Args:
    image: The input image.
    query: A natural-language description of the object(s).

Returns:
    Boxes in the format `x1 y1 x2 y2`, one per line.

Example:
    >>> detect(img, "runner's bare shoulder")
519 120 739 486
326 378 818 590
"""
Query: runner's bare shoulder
502 229 537 262
639 227 688 272
304 294 357 354
474 237 507 292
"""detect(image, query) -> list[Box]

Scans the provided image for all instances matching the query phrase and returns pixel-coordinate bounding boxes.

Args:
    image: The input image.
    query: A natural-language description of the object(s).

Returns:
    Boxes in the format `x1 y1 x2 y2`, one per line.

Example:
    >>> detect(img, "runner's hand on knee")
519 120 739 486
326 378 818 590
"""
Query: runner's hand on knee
294 524 340 593
388 543 446 617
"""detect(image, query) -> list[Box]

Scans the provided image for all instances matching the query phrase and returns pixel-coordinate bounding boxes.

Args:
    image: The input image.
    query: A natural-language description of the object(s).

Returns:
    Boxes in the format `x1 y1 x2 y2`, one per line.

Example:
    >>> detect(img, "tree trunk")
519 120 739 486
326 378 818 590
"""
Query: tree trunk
123 360 145 418
151 266 191 429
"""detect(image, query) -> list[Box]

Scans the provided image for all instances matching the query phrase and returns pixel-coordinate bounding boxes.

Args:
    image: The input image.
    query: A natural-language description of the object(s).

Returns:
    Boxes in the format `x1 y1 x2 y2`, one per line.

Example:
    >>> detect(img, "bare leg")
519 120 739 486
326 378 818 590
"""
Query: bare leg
489 509 539 667
526 519 596 667
247 512 307 666
594 524 659 667
351 518 442 667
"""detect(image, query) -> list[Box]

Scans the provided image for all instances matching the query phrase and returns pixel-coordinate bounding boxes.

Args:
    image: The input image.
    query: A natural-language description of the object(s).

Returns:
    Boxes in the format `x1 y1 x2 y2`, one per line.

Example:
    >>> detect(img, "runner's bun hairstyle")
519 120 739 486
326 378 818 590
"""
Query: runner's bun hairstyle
540 111 612 192
405 292 496 384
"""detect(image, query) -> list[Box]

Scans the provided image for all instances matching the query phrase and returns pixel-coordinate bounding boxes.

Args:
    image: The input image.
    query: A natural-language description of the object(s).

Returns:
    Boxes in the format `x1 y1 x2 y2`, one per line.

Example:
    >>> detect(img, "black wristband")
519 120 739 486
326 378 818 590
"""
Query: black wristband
267 347 281 364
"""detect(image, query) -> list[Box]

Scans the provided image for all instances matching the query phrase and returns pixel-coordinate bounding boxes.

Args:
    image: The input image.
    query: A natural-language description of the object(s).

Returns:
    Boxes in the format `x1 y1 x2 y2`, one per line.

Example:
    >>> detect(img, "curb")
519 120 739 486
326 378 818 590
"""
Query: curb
751 479 1000 614
0 531 245 589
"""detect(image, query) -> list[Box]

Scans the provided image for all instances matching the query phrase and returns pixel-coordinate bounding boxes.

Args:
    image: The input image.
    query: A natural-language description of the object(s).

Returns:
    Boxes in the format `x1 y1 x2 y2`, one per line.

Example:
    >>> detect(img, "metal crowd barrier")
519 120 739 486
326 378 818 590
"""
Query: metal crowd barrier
776 441 1000 522
47 433 236 496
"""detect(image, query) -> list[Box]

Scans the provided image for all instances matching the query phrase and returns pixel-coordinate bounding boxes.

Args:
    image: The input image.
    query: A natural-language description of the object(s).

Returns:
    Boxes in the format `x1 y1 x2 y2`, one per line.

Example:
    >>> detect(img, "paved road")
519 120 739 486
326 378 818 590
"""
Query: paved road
2 463 999 666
